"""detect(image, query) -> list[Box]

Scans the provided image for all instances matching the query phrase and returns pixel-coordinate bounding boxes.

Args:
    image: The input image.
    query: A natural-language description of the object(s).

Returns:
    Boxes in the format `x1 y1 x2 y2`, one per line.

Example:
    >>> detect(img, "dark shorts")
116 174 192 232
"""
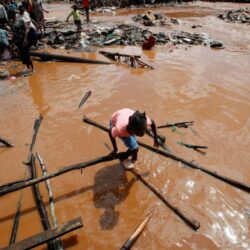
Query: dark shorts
74 20 81 26
27 28 38 47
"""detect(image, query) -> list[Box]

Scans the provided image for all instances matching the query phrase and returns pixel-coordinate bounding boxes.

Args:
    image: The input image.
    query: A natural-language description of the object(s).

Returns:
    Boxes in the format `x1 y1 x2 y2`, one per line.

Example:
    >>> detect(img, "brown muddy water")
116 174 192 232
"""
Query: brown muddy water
0 2 250 250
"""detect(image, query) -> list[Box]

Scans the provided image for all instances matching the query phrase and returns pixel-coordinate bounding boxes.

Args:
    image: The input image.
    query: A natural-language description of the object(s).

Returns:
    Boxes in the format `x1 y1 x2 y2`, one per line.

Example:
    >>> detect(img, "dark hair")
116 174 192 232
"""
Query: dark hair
127 111 147 136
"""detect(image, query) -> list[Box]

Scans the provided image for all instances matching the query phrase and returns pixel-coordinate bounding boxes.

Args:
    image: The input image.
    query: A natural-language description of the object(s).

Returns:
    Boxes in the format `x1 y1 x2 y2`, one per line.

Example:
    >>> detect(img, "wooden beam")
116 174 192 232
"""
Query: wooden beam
2 217 83 250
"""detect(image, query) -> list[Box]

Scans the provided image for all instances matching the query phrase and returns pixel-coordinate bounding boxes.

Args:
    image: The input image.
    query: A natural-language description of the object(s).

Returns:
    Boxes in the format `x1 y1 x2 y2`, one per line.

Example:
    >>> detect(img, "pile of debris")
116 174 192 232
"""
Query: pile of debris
132 11 167 26
40 21 224 50
218 7 250 24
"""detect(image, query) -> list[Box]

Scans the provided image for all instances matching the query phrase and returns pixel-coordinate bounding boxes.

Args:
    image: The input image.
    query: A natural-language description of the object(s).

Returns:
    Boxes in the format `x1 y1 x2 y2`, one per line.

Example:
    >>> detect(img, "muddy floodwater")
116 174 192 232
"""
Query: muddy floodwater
0 2 250 249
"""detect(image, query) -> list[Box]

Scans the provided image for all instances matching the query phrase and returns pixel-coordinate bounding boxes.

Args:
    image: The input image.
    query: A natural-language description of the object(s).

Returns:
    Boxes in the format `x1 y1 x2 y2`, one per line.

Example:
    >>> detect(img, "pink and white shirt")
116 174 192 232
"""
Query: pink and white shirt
111 108 152 138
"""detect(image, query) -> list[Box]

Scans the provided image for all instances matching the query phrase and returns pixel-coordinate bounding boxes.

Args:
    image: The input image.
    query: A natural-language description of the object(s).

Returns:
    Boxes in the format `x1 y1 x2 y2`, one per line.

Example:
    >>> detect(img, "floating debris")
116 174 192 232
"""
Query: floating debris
99 51 154 69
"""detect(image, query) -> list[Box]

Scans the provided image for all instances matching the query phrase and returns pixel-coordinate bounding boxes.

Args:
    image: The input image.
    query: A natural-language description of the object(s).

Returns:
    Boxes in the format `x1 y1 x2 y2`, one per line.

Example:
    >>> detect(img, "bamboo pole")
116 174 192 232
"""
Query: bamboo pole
36 153 64 250
0 137 14 147
82 117 250 193
120 212 153 250
30 155 57 250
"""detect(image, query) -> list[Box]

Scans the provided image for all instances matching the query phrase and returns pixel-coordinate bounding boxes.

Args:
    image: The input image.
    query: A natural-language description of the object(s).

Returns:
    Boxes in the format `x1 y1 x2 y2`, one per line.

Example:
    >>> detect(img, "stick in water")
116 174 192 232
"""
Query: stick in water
78 90 92 109
0 137 14 147
120 212 153 250
26 115 43 165
9 196 22 245
157 121 194 129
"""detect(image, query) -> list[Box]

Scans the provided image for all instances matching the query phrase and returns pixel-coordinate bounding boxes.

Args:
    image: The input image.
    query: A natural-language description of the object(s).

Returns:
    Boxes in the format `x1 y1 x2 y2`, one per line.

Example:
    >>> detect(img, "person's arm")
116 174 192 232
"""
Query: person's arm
39 3 49 13
66 12 72 21
150 119 159 148
109 128 118 157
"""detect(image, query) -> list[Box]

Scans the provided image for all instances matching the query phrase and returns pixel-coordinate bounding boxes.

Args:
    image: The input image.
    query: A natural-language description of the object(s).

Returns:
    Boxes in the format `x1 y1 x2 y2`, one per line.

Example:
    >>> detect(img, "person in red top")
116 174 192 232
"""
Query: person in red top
82 0 90 22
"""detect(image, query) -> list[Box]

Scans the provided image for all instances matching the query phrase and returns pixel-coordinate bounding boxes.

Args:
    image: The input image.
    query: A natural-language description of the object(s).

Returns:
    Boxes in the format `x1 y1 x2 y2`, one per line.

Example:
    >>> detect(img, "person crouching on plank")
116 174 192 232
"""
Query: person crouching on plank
109 108 159 170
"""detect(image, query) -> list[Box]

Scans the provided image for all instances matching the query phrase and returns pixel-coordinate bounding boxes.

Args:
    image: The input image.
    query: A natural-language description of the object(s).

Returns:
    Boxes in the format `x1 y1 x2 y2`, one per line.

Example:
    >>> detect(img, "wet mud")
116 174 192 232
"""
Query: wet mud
0 2 250 250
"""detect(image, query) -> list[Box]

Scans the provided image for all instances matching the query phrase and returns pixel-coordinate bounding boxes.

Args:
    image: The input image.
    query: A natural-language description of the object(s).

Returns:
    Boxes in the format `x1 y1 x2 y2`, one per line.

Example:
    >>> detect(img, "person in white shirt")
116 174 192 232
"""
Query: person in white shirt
0 4 8 24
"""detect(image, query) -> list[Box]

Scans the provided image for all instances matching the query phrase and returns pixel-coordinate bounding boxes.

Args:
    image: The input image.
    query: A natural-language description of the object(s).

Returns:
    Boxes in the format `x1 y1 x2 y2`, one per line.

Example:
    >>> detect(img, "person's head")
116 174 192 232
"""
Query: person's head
73 5 77 11
18 5 24 14
127 111 147 137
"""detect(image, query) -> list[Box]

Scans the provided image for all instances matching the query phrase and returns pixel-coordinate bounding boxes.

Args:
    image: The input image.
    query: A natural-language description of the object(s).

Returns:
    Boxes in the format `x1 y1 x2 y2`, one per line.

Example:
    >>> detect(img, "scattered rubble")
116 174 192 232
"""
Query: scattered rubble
218 7 250 24
210 40 225 49
171 18 182 25
132 11 167 26
41 21 222 51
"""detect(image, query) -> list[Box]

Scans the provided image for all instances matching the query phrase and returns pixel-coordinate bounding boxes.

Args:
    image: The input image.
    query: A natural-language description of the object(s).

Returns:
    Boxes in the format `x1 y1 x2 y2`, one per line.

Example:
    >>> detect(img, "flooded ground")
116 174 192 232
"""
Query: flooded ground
0 2 250 249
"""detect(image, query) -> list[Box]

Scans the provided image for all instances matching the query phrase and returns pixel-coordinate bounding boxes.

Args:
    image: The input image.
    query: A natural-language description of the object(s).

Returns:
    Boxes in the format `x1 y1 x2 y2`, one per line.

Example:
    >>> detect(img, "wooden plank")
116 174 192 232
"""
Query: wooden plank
2 217 83 250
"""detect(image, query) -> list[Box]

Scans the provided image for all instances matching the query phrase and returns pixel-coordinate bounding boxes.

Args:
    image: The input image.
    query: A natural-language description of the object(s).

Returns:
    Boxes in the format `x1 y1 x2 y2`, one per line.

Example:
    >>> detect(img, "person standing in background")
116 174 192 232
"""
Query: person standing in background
82 0 90 22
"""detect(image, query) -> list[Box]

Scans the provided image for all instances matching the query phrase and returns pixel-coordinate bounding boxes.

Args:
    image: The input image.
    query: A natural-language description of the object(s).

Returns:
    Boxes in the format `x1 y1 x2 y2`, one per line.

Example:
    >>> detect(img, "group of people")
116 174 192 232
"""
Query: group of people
0 0 47 71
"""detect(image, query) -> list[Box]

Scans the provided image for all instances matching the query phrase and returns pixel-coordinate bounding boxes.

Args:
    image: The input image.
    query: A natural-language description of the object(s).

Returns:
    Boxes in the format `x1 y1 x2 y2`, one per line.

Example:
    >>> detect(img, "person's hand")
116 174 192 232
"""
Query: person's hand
154 139 159 148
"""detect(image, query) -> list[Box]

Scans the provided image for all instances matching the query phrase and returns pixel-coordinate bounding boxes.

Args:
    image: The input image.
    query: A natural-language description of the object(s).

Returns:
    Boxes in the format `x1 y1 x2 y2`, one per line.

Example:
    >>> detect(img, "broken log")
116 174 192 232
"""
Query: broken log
30 52 111 65
30 155 57 250
78 90 92 109
157 121 194 129
0 137 14 147
82 117 250 193
9 197 22 245
1 217 83 250
120 212 153 250
37 153 64 250
130 168 200 231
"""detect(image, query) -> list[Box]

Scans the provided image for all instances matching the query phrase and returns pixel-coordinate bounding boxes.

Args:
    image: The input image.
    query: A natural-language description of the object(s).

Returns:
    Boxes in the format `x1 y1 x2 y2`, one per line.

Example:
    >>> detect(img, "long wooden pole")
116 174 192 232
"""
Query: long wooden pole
82 117 250 193
37 153 64 250
30 155 56 250
0 154 114 197
130 169 200 230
